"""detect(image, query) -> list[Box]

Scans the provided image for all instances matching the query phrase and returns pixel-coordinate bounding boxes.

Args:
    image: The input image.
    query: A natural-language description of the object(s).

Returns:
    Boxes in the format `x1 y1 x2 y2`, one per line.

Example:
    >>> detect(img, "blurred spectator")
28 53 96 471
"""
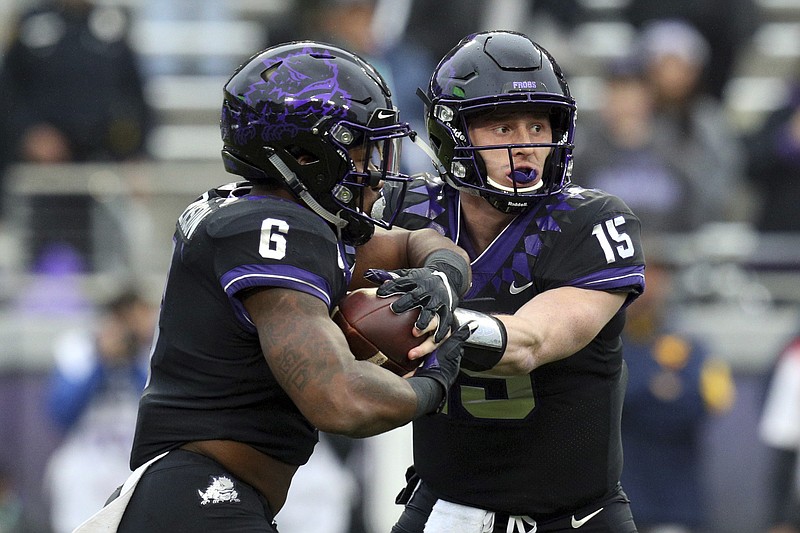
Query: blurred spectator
0 0 151 163
637 19 750 228
760 335 800 533
623 0 758 100
621 260 736 533
745 79 800 233
0 0 153 268
575 57 699 235
43 288 155 533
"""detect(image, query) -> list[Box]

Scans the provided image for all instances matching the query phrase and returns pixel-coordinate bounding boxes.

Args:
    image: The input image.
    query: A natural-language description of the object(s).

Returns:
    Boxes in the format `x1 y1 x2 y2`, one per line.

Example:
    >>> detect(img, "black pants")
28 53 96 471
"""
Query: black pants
392 480 638 533
117 449 277 532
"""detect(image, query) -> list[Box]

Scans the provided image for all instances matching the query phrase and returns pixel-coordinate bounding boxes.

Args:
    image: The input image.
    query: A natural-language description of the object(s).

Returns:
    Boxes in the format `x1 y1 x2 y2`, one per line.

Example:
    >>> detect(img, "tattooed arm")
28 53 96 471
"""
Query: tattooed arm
242 286 421 437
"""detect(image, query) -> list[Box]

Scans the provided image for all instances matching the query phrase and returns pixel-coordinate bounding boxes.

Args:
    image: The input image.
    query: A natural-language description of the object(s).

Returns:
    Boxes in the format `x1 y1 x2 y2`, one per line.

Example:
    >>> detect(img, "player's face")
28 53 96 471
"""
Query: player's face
296 147 382 212
467 109 553 191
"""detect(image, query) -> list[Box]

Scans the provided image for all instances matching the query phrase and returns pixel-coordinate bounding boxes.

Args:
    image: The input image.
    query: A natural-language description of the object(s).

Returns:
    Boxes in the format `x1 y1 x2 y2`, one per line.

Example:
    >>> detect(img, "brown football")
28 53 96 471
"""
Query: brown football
332 288 426 375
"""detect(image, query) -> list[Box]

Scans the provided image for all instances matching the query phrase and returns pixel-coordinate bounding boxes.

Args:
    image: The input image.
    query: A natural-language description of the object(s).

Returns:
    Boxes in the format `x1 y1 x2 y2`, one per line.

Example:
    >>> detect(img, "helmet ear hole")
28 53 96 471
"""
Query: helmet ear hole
286 145 319 165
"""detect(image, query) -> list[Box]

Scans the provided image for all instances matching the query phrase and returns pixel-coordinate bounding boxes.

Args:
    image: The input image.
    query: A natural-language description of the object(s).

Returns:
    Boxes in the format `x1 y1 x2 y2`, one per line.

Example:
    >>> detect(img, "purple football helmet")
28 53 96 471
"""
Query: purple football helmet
220 41 413 245
423 31 577 213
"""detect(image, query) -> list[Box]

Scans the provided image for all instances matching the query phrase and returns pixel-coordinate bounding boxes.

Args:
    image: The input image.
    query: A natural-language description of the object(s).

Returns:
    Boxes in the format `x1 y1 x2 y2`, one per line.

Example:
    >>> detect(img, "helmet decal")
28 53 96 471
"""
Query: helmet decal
225 47 355 147
241 53 351 114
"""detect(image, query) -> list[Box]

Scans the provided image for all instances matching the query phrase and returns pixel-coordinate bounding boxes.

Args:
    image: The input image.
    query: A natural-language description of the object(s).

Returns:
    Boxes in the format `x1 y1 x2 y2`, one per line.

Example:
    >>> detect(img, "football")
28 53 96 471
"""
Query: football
332 288 426 375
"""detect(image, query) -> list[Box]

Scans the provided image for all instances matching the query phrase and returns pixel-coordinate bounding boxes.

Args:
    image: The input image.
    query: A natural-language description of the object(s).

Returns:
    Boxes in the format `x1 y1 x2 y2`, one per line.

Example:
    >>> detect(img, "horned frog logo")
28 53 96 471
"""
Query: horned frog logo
198 475 241 505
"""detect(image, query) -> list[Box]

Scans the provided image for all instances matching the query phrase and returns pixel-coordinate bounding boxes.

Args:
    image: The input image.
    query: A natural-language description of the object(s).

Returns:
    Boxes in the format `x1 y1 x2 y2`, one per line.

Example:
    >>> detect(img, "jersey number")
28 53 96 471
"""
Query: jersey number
592 216 634 263
446 373 536 420
259 218 289 259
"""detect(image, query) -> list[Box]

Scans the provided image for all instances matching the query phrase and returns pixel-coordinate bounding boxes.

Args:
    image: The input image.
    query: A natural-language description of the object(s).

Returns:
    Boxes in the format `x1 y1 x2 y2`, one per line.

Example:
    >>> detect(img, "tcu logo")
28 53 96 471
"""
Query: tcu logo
512 81 537 89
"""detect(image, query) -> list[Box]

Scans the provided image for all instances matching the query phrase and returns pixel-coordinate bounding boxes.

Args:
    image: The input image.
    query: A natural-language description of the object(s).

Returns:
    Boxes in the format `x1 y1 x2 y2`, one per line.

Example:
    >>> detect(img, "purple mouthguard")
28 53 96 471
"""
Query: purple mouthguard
511 169 538 184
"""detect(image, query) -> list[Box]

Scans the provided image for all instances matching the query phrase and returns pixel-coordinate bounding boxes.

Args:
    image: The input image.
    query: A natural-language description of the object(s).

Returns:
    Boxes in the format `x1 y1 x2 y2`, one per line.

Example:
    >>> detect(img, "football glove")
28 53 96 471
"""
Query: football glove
365 249 469 343
364 267 457 343
407 322 473 416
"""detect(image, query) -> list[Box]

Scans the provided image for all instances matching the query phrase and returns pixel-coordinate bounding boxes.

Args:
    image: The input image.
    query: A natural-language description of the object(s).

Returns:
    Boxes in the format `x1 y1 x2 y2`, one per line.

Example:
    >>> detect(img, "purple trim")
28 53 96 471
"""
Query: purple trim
568 265 646 307
221 264 334 331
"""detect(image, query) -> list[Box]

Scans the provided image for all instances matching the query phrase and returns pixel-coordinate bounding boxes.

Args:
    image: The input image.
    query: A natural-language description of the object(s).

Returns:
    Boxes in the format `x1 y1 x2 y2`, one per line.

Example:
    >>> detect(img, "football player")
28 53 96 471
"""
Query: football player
386 31 646 532
74 42 473 532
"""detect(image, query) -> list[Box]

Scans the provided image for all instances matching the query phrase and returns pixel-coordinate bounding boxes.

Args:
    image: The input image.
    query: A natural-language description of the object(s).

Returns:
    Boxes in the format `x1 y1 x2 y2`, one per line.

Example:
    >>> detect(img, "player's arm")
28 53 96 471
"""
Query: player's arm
498 287 626 373
242 286 464 438
460 287 627 376
349 226 470 289
351 225 471 347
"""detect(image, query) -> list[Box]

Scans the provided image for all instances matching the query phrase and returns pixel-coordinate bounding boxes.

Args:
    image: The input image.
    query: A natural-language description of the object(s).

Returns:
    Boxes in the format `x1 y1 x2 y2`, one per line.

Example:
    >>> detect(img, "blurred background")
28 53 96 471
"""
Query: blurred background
0 0 799 532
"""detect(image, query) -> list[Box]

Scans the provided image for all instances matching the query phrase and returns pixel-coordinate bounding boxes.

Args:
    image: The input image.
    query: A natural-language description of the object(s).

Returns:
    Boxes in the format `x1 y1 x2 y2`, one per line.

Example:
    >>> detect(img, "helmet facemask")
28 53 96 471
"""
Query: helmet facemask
325 117 412 242
432 95 575 213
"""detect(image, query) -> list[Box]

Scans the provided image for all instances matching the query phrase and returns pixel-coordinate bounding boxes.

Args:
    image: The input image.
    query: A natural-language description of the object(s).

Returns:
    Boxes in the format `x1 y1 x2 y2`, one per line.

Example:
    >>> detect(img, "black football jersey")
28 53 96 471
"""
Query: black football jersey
384 176 646 516
130 183 353 469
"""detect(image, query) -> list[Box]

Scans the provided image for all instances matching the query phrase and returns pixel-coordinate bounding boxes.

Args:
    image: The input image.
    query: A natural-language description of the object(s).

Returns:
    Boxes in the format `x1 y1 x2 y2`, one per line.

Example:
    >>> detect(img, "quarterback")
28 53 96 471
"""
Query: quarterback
388 31 646 533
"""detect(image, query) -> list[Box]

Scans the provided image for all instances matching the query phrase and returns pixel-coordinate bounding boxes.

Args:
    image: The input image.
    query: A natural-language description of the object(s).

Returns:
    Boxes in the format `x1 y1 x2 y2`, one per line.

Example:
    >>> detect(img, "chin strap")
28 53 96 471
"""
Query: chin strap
266 150 347 230
409 131 448 178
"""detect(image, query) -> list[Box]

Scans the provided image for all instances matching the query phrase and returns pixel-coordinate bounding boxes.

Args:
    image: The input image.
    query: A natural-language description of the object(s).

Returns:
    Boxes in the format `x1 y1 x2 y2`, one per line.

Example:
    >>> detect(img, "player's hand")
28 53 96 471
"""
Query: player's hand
364 267 459 343
413 322 473 393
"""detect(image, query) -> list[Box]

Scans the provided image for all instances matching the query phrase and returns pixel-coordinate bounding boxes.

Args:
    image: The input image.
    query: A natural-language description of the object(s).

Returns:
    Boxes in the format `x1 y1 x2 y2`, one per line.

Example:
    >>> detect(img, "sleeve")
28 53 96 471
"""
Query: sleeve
205 205 348 329
537 191 646 305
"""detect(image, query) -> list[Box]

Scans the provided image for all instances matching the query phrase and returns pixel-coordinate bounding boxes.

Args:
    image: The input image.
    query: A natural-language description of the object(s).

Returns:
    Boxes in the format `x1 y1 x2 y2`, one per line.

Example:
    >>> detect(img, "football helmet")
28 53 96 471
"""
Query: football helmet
422 30 577 213
220 41 413 245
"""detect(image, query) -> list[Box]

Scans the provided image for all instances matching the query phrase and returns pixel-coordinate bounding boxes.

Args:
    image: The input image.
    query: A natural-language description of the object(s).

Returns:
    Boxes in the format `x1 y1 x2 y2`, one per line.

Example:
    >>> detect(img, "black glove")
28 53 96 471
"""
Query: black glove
364 267 459 343
406 323 473 417
415 322 472 391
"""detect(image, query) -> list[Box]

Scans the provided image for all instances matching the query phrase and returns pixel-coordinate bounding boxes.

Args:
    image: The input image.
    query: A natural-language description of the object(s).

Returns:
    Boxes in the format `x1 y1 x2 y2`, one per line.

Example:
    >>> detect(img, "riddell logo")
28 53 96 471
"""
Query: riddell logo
513 81 537 89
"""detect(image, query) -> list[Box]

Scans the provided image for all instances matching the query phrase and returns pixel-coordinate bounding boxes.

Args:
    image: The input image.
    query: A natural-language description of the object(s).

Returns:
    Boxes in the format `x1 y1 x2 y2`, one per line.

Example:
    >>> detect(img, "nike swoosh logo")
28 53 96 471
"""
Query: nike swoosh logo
509 280 533 295
571 508 603 528
377 110 395 119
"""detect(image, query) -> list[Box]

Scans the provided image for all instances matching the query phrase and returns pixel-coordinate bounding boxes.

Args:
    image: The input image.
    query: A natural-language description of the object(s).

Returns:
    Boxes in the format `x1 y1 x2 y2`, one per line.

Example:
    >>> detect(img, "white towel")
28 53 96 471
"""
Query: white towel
71 451 169 532
423 499 494 533
423 499 538 533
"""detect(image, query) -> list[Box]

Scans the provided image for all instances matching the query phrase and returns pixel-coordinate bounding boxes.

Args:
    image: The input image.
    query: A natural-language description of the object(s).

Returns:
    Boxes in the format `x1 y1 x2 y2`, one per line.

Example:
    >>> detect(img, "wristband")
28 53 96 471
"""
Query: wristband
423 249 470 297
407 376 445 418
453 308 507 371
